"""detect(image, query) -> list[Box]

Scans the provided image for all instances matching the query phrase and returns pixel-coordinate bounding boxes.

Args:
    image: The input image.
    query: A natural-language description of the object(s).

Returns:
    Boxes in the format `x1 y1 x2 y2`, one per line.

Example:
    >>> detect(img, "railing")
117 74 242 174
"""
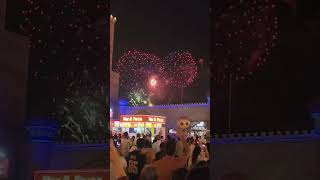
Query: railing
212 129 320 144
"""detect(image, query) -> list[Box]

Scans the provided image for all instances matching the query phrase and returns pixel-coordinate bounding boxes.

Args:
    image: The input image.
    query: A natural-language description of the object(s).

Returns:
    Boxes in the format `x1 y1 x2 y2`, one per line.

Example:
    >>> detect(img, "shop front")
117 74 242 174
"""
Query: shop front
112 115 166 139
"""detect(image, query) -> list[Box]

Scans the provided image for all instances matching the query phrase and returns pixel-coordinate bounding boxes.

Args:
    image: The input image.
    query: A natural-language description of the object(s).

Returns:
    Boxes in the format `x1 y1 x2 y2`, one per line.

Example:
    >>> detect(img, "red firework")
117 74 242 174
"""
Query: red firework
115 50 165 91
164 51 198 88
214 0 279 82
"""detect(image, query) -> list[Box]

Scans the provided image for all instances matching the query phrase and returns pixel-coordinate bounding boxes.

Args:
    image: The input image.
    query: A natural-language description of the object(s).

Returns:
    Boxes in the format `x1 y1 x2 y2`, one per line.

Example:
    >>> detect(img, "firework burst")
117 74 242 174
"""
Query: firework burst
214 0 279 82
164 51 198 88
116 50 165 91
128 88 151 106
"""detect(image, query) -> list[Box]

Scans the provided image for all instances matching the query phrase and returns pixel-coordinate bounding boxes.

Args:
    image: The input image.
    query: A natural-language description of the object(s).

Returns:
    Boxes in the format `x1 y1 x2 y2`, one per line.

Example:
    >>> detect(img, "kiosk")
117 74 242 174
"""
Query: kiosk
113 115 166 138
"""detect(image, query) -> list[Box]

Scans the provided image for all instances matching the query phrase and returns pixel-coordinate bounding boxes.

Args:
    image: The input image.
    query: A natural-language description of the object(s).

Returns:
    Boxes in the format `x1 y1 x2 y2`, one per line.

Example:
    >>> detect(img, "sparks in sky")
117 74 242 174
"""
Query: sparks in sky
116 50 165 92
213 0 279 82
164 50 198 88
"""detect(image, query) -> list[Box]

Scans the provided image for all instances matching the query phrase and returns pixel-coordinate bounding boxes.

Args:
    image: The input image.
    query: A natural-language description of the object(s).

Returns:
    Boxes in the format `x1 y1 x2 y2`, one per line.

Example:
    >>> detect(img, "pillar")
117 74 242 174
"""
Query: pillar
110 15 120 119
110 15 116 71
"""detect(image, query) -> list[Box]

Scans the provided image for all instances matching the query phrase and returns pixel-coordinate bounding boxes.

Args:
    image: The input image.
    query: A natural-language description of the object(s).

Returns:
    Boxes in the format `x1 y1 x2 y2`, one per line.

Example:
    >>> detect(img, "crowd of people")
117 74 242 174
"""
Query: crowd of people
110 132 210 180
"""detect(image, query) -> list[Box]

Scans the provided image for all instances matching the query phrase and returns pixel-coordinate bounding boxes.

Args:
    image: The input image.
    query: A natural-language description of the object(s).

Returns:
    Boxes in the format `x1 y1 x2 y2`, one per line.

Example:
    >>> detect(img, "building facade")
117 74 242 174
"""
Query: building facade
119 98 210 132
212 129 320 180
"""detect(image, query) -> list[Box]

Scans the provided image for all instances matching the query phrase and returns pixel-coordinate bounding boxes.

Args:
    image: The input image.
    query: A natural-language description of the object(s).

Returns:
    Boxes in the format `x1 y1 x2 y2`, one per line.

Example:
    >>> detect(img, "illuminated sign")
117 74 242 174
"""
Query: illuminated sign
114 121 120 127
121 122 139 128
122 117 143 122
120 115 166 124
148 117 165 123
145 123 162 128
34 169 108 180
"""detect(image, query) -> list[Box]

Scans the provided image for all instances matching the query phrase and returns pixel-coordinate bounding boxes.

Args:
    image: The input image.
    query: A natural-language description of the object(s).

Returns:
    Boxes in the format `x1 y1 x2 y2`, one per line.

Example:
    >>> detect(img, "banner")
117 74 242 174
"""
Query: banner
34 169 109 180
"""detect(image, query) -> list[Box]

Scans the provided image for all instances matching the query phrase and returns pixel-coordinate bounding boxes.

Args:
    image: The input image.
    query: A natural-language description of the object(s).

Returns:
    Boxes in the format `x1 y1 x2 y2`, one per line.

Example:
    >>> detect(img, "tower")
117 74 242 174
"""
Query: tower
110 15 116 71
110 15 120 119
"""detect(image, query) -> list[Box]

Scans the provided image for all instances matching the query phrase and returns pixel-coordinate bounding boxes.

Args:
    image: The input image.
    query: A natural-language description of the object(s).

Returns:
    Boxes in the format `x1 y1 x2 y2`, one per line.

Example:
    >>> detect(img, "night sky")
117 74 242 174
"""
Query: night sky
5 0 109 119
213 0 320 133
111 0 210 103
5 0 320 133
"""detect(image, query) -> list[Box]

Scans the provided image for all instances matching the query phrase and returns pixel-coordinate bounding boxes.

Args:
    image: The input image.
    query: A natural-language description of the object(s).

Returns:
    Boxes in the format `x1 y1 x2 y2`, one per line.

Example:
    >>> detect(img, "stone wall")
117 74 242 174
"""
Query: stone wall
47 131 320 180
50 143 108 170
212 131 320 180
26 125 320 180
25 120 108 179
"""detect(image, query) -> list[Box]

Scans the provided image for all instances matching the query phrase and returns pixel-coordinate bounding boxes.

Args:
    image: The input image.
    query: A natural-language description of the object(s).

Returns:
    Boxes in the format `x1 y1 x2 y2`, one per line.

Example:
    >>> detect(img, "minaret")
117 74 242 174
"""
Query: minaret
0 0 6 31
110 15 120 119
110 15 116 71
